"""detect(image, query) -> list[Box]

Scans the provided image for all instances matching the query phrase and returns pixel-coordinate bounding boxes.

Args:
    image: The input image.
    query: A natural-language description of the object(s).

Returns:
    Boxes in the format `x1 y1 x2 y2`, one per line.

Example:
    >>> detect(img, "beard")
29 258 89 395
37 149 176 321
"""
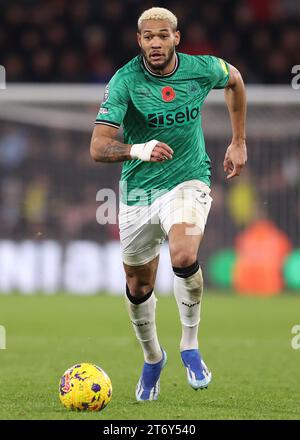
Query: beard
142 46 176 72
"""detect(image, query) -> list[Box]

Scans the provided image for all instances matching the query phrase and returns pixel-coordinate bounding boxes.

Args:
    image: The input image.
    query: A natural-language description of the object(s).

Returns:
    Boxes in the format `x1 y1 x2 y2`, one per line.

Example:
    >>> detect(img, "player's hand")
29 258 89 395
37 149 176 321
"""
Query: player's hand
223 140 247 179
150 142 173 162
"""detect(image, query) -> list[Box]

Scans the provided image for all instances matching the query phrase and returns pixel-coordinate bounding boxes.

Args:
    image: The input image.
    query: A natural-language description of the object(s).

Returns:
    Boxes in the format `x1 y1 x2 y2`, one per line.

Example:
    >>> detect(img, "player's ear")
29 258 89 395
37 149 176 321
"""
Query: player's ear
174 30 180 46
137 32 142 48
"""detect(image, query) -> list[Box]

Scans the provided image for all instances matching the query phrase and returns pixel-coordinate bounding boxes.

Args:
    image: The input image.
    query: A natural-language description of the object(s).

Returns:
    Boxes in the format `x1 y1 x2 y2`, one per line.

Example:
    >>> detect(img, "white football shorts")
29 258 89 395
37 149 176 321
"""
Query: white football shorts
118 180 213 266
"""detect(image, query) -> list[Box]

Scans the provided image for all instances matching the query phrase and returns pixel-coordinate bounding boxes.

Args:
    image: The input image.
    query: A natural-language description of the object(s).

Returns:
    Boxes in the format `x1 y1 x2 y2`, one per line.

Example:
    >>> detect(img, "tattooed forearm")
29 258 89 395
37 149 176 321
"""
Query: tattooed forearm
91 138 131 162
99 143 131 162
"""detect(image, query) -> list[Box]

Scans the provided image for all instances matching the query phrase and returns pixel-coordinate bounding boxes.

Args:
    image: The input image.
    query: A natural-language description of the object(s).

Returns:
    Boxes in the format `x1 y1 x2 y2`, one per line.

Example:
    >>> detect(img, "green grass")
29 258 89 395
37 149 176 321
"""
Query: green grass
0 292 299 420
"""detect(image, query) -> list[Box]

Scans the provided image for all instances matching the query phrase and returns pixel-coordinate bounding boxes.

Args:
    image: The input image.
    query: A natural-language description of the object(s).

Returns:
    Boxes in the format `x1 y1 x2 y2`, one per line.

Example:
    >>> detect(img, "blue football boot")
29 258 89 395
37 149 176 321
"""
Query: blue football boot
181 349 212 390
135 349 167 401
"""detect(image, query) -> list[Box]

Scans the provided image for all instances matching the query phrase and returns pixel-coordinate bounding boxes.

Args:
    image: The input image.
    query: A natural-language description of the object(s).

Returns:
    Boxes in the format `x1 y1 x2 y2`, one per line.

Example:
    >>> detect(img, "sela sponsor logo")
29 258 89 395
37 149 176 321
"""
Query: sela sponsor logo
147 105 201 128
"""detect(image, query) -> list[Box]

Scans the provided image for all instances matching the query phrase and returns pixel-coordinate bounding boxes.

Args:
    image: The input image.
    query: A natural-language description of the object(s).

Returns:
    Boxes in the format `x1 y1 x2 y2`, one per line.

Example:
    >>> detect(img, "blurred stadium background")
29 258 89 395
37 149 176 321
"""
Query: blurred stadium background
0 0 299 296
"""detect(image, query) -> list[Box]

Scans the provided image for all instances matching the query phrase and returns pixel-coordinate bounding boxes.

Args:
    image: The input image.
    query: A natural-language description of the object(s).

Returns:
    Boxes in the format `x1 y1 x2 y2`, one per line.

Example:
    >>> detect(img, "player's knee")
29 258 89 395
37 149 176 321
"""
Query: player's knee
171 251 197 269
126 276 154 299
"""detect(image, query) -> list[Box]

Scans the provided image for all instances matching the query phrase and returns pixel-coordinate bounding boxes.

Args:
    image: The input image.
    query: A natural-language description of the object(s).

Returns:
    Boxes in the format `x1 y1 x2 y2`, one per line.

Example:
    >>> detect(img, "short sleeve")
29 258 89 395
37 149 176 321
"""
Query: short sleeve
95 70 130 128
206 56 230 89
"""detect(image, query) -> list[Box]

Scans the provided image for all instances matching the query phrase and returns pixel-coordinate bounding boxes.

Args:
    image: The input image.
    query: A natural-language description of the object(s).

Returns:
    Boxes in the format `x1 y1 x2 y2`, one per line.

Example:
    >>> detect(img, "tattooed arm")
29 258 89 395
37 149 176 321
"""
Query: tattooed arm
90 124 131 162
90 124 173 163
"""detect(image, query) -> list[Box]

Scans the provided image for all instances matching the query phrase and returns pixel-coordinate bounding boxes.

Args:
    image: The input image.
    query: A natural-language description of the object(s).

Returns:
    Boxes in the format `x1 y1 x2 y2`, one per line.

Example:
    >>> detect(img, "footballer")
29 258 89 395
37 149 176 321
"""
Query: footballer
90 7 247 401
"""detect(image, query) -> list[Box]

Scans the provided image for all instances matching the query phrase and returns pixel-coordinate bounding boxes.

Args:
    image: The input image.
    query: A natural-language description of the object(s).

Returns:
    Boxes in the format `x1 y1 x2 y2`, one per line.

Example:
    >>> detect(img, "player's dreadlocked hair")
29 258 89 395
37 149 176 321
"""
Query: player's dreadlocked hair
138 7 178 32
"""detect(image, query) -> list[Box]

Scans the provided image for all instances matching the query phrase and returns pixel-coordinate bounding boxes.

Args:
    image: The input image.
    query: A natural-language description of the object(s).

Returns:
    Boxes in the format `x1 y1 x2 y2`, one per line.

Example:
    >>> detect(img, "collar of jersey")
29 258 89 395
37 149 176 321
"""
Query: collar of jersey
141 53 179 78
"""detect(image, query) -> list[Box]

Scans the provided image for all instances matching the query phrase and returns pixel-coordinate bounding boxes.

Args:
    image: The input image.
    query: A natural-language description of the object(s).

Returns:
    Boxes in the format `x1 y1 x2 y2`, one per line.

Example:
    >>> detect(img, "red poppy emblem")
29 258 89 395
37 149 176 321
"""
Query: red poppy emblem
162 86 176 102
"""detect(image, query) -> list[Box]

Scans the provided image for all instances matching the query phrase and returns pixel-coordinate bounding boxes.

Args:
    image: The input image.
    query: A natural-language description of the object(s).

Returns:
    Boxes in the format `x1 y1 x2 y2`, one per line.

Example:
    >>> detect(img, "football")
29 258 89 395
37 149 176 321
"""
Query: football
59 363 112 411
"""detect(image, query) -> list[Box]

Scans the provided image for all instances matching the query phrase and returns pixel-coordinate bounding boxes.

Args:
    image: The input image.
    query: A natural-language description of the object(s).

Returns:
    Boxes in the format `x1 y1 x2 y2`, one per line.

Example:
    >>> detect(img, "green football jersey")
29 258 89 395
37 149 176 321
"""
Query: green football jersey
95 52 229 206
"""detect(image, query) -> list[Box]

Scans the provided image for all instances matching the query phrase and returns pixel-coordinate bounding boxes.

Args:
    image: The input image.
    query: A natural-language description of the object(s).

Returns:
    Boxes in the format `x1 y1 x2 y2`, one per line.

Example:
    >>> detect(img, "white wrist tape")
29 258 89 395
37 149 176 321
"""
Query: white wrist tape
130 139 159 161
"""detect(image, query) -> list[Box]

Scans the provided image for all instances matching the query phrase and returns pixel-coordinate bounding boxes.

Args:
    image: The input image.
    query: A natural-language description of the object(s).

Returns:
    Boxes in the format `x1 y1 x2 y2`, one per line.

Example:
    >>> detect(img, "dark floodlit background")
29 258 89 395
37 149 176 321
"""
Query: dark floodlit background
0 0 300 295
1 0 299 83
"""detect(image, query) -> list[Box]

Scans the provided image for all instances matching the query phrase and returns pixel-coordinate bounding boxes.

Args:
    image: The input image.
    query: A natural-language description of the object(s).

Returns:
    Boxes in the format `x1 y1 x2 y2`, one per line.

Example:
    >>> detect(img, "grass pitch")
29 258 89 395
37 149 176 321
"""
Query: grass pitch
0 292 299 420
